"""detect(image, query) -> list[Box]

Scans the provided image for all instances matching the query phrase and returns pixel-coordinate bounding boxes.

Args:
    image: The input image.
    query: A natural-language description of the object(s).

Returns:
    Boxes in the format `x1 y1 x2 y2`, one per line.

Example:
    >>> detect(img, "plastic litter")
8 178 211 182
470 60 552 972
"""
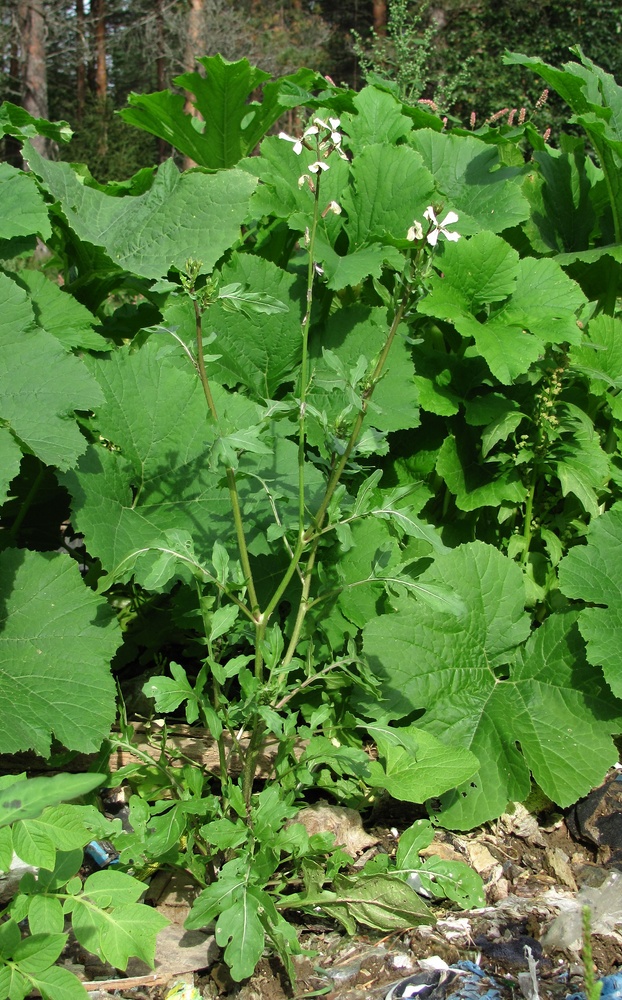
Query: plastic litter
83 839 119 869
385 961 502 1000
543 871 622 952
566 973 622 1000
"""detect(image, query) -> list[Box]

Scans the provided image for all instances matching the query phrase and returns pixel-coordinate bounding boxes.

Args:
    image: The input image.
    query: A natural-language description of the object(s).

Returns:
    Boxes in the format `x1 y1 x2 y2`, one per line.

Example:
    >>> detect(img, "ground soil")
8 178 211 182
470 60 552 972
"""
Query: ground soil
63 773 622 1000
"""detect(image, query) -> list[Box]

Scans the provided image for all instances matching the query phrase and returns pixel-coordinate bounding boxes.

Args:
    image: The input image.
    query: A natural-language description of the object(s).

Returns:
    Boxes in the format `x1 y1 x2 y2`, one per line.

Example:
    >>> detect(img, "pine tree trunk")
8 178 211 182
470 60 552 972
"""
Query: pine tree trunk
181 0 205 170
76 0 86 124
373 0 387 34
92 0 108 158
156 0 170 162
5 33 23 166
18 0 49 155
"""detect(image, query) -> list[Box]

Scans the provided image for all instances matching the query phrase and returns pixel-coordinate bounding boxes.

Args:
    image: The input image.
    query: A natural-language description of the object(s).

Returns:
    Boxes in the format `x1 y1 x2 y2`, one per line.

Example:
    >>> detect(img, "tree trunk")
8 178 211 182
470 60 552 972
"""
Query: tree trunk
373 0 387 34
76 0 86 125
156 0 171 162
17 0 49 155
92 0 108 158
4 32 23 166
181 0 205 170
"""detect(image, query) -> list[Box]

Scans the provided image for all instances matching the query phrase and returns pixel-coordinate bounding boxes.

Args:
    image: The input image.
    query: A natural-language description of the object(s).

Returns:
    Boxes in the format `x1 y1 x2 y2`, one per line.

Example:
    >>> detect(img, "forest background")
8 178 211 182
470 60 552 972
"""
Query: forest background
1 0 622 182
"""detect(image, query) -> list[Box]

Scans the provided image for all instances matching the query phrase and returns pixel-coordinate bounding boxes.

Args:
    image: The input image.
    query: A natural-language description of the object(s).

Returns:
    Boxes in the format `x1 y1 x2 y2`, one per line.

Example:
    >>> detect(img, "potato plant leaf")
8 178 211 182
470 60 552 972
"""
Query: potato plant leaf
0 775 104 829
70 870 169 970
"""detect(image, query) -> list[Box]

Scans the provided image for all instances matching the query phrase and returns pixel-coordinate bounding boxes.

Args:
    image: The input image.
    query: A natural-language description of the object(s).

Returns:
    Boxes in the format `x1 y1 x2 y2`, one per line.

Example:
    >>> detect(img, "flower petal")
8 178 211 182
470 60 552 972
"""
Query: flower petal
443 230 461 242
426 230 440 247
309 160 329 173
423 206 438 225
440 211 459 227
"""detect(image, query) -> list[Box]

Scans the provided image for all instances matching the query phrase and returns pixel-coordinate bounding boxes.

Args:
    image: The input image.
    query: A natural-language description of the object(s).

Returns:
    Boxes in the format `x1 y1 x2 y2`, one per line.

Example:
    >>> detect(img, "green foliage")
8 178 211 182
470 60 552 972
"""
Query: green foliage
0 774 166 999
119 56 326 170
2 51 622 993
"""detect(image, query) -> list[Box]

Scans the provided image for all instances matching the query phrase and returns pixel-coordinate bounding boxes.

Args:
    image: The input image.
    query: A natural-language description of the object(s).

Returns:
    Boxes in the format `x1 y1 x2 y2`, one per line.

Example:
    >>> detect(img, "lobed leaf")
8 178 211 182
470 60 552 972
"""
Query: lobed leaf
0 549 120 756
25 143 257 280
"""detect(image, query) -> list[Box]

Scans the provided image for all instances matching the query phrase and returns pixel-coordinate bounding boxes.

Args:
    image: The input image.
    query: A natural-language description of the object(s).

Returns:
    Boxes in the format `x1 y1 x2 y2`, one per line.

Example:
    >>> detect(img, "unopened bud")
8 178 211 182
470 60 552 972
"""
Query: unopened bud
321 200 342 217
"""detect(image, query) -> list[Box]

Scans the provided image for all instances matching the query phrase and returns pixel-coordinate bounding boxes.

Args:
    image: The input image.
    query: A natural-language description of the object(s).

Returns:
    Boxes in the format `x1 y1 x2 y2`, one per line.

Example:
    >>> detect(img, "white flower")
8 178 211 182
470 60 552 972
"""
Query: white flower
322 200 342 217
423 206 461 246
314 116 342 145
407 220 424 242
278 131 304 155
308 160 329 174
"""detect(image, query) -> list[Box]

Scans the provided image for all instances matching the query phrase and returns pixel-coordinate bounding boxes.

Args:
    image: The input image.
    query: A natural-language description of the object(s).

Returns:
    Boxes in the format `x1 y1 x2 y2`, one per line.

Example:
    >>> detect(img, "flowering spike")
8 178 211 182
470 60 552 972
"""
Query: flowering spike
535 88 549 110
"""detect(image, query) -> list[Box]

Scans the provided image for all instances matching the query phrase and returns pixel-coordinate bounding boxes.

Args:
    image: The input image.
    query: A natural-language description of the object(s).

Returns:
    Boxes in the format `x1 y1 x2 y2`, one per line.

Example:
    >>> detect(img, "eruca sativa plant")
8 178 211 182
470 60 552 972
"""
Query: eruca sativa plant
2 46 622 994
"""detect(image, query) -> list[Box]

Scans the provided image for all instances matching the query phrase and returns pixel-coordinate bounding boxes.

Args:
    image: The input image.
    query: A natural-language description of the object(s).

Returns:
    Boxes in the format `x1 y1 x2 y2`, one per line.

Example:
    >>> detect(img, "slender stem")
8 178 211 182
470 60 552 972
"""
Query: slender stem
262 535 306 622
280 287 412 669
306 290 410 542
274 656 363 710
193 298 218 421
191 292 260 617
241 720 266 811
298 173 323 536
521 473 536 565
225 468 260 617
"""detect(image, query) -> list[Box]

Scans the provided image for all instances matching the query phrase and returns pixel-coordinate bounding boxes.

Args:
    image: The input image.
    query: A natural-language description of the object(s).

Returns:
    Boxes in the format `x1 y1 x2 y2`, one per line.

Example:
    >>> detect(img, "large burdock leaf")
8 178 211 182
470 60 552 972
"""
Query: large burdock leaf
0 162 51 242
0 427 22 505
419 233 586 383
558 503 622 698
24 143 256 280
0 549 121 756
363 542 622 828
342 143 436 247
0 272 103 471
409 129 529 234
62 339 323 584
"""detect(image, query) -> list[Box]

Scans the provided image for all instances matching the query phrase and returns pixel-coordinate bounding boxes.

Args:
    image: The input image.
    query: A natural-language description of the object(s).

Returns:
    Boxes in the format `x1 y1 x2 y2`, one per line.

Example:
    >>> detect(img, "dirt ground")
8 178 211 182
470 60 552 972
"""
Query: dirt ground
63 770 622 1000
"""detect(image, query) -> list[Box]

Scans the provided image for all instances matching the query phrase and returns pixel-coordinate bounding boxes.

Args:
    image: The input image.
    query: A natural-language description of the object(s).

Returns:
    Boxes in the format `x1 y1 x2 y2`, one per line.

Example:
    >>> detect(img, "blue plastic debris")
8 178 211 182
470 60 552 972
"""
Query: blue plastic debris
385 962 502 1000
84 840 119 869
566 975 622 1000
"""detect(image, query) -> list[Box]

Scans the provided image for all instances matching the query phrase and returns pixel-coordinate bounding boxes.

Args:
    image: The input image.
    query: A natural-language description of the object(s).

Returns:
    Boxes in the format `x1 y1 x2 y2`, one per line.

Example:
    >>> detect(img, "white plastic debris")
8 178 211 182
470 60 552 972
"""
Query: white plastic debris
543 871 622 951
0 853 39 904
